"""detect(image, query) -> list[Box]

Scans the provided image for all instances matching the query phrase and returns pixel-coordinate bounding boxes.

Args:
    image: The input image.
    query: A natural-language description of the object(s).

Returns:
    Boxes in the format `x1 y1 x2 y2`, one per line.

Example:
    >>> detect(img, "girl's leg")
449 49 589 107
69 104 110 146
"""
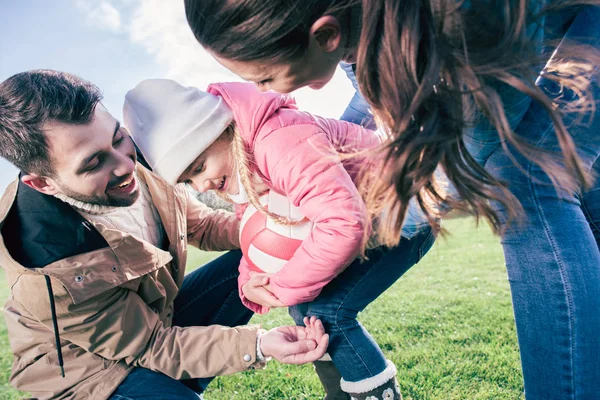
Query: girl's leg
290 226 436 399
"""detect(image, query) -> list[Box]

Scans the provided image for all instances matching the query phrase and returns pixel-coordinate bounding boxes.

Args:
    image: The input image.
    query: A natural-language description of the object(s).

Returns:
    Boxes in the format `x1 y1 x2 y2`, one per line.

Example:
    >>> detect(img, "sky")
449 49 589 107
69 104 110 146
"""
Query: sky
0 0 355 193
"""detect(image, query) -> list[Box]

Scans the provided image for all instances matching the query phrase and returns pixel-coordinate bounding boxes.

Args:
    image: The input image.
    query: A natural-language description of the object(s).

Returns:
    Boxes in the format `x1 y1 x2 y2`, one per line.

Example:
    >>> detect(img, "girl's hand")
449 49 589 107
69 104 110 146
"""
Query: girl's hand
260 316 329 364
243 273 285 308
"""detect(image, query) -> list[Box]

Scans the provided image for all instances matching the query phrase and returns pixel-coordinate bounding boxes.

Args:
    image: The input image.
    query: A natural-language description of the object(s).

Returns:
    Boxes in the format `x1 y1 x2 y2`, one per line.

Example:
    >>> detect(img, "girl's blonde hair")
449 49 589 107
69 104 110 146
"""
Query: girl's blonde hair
225 122 307 226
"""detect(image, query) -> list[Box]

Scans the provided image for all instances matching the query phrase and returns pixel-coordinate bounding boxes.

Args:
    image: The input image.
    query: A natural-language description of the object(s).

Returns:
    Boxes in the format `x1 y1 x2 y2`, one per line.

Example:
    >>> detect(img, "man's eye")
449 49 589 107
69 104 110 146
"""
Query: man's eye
113 135 125 145
85 160 101 172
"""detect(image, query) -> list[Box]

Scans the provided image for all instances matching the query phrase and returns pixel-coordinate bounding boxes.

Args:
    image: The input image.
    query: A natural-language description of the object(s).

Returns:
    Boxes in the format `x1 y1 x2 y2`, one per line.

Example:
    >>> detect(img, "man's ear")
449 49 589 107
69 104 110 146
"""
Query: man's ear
309 15 343 52
21 174 60 196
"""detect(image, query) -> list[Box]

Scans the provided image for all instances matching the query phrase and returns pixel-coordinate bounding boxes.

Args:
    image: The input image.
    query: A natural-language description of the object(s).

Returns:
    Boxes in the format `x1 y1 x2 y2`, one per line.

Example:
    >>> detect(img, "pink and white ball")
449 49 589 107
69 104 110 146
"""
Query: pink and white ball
239 191 314 273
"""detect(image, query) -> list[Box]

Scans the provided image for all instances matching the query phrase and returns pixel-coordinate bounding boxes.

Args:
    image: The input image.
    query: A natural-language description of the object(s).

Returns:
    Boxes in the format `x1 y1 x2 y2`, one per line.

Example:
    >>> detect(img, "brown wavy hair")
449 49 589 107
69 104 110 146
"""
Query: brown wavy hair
186 0 600 245
0 70 102 175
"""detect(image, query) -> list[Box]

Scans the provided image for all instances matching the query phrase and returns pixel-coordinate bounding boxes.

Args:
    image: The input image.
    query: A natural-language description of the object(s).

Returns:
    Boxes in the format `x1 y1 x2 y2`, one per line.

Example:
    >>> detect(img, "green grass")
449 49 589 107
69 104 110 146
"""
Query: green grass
0 218 524 399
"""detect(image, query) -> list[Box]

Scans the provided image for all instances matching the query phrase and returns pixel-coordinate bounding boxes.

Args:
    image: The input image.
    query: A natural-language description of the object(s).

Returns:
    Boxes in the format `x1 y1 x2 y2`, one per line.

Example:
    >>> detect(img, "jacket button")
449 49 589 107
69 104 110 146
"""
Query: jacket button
243 354 252 362
111 265 118 272
180 234 185 240
75 275 84 283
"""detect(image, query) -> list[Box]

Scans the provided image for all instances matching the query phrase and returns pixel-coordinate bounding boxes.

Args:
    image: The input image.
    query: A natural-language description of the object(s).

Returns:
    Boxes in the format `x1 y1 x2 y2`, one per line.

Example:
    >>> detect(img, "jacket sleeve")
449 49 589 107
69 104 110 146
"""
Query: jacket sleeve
254 124 369 306
185 189 240 251
14 275 260 380
238 255 270 314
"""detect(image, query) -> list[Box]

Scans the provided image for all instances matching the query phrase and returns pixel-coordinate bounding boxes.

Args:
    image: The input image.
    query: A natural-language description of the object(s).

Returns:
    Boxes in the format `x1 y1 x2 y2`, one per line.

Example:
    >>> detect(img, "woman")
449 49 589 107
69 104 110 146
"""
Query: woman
183 1 600 399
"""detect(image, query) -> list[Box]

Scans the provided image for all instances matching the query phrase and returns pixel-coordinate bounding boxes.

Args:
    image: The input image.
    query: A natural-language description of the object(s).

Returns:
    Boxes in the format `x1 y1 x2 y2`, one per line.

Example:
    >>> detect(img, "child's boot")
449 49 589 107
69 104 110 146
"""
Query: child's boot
314 360 350 400
340 360 402 400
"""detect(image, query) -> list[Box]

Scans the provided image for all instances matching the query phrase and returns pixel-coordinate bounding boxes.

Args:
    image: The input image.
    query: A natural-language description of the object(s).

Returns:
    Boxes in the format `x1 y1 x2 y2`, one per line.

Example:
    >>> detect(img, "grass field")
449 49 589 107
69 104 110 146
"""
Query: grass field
0 218 524 399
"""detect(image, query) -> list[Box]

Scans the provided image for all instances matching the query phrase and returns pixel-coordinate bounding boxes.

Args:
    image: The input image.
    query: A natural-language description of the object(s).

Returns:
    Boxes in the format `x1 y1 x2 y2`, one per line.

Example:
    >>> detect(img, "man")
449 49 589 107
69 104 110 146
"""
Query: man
0 70 328 400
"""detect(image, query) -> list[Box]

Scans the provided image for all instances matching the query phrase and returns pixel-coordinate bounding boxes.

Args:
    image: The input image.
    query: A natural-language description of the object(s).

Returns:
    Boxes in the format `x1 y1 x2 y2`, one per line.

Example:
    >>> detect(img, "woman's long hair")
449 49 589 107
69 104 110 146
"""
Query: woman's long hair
186 0 600 245
356 0 600 245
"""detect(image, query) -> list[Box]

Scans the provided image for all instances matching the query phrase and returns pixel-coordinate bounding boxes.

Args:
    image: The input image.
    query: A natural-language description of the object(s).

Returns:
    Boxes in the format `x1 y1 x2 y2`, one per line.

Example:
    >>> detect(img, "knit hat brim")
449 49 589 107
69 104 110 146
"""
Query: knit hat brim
123 79 234 185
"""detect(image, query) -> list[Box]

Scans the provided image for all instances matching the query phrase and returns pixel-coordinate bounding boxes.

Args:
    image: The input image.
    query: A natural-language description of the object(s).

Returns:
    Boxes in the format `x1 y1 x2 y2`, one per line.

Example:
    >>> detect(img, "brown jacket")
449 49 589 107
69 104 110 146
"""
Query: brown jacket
0 166 260 399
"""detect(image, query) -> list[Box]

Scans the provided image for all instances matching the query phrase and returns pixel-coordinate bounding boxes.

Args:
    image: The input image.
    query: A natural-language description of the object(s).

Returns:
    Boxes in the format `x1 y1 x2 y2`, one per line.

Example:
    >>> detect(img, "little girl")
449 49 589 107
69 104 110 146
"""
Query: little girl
124 79 434 400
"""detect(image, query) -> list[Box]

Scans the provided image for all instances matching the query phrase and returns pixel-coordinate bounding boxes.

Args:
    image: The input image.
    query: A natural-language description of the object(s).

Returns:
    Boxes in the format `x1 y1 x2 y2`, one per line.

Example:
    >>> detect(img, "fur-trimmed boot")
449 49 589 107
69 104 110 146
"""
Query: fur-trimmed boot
314 361 350 400
340 360 402 400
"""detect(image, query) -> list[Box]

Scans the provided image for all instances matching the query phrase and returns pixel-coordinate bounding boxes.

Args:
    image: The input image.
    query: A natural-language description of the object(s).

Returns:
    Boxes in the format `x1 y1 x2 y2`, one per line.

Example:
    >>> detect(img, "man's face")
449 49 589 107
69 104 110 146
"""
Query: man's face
43 105 139 207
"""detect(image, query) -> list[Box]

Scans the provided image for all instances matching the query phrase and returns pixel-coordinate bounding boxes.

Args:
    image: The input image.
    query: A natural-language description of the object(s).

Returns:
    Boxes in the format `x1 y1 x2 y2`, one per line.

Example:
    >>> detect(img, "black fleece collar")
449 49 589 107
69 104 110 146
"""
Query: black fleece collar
2 180 108 269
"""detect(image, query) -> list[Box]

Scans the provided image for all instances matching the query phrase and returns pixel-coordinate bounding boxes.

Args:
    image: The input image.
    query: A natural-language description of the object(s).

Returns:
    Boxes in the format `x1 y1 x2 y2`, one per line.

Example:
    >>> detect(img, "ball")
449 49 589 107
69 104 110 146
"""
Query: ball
239 190 314 273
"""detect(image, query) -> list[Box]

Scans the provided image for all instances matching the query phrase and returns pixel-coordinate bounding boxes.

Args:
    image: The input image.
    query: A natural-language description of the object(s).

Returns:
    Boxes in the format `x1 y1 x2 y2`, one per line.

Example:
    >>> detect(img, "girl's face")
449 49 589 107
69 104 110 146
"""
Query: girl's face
177 136 239 196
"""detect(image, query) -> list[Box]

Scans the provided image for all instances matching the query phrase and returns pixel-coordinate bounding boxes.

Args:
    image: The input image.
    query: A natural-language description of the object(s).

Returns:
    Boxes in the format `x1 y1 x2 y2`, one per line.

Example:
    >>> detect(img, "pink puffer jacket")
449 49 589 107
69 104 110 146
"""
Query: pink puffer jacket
207 82 382 314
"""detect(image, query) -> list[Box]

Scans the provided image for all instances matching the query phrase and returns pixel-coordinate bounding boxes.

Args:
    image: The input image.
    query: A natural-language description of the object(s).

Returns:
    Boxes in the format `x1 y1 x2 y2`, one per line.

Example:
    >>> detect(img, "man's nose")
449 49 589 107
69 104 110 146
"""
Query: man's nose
113 151 135 177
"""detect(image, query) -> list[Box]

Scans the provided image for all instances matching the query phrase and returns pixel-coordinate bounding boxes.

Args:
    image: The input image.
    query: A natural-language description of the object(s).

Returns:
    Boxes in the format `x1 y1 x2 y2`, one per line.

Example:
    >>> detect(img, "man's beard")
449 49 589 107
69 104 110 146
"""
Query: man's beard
56 180 140 207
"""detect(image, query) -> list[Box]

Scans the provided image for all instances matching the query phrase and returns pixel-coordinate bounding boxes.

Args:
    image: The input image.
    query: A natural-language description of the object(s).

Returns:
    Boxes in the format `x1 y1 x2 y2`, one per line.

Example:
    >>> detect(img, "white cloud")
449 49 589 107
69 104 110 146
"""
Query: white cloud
83 0 355 118
127 0 239 87
125 0 354 118
75 0 122 33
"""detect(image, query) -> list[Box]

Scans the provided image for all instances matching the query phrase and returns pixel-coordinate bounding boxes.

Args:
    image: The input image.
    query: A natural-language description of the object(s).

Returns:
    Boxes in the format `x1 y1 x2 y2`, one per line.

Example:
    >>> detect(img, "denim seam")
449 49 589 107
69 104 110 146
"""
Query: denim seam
174 271 240 317
418 230 435 261
528 126 576 399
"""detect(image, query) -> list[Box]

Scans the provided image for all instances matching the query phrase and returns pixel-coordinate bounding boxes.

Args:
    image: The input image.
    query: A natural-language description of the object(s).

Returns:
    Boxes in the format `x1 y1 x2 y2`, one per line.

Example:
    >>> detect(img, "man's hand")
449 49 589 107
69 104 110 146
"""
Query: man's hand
242 272 285 309
259 316 329 364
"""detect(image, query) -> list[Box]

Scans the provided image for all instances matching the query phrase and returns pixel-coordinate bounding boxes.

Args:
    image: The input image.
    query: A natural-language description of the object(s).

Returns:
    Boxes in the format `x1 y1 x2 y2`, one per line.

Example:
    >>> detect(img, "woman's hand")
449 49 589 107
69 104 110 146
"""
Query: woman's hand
260 316 329 364
242 272 285 308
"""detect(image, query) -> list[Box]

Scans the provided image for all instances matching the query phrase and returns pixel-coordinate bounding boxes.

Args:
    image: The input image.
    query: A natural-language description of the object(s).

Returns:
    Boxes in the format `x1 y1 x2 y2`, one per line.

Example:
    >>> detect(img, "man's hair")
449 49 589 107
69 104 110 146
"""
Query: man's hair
0 69 103 175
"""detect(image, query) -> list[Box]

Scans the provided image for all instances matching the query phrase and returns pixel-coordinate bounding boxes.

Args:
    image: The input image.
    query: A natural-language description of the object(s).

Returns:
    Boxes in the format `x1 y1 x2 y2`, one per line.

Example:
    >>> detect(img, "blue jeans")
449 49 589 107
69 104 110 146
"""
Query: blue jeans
289 228 436 382
109 250 253 399
470 7 600 399
340 6 600 397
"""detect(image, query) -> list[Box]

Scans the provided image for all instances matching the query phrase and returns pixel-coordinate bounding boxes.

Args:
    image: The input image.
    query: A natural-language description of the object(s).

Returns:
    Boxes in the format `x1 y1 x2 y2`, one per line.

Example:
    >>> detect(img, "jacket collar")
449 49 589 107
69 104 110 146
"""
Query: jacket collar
0 167 180 265
0 167 185 304
0 177 108 272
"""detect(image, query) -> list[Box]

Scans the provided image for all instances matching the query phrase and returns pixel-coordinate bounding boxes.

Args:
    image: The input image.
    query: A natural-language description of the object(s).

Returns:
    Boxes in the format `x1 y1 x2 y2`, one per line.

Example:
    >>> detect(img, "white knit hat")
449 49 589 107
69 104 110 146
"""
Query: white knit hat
123 79 233 185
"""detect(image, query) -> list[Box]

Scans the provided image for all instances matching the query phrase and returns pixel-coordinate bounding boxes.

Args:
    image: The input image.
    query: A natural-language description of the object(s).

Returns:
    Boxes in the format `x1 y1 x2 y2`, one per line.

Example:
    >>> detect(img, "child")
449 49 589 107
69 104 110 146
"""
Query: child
124 79 434 400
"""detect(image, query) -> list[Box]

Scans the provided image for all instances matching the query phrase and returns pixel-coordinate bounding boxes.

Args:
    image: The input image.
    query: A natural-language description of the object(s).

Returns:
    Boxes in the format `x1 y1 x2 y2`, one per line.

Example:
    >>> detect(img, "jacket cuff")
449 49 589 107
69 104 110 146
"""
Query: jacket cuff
252 328 271 370
236 325 262 370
